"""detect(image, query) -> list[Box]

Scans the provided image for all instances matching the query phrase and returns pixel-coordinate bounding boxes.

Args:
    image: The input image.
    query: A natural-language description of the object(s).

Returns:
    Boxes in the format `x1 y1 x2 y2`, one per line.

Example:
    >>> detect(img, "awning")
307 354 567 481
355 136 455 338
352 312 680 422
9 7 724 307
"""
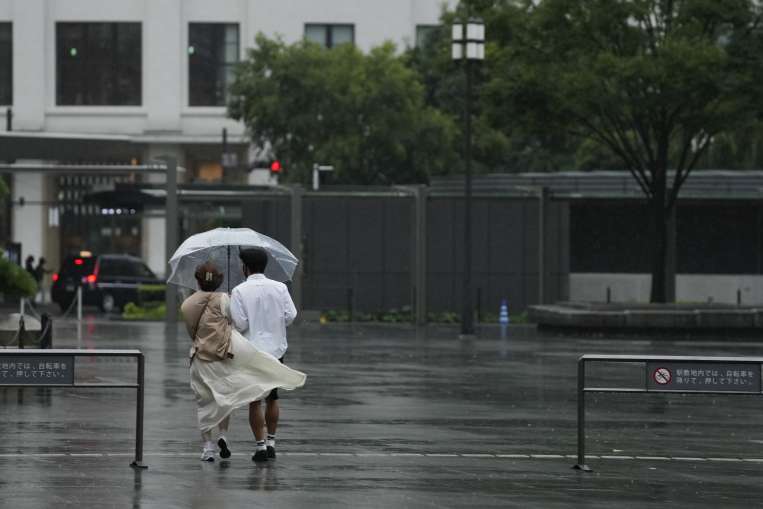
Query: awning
0 130 247 161
0 131 142 160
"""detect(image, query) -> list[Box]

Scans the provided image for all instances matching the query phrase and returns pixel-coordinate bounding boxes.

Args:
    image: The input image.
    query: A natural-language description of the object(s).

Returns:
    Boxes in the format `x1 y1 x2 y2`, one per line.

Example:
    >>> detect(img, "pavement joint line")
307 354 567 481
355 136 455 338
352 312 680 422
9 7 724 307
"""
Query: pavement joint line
8 451 763 464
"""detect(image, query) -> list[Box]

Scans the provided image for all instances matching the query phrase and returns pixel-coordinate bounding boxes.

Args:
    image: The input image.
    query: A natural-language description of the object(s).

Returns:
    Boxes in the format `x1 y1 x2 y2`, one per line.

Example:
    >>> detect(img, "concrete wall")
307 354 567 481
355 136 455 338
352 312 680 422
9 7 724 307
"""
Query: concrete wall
570 273 763 305
11 170 45 262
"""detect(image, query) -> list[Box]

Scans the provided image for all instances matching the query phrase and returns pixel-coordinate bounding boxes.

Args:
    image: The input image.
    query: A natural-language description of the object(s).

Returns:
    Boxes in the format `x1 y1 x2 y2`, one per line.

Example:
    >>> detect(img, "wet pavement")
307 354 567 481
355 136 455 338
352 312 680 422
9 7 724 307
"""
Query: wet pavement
2 318 763 507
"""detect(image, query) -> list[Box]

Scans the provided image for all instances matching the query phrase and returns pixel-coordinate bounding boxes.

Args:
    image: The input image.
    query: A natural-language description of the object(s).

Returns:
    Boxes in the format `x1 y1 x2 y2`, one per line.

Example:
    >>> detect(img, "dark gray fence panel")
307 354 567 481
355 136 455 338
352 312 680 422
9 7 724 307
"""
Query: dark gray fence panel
240 192 569 316
426 197 569 315
241 198 292 250
570 200 763 275
302 195 413 313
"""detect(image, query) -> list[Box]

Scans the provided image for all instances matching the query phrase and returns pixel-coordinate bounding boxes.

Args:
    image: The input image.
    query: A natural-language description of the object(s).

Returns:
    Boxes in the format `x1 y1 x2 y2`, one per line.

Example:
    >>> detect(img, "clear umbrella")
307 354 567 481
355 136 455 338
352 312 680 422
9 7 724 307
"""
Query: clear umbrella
167 227 298 292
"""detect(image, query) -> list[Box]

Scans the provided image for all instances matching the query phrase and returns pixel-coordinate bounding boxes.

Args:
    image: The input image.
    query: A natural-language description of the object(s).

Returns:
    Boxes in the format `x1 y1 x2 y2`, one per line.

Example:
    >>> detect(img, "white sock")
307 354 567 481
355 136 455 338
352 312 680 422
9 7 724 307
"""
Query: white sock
203 440 215 452
256 440 266 452
267 434 276 447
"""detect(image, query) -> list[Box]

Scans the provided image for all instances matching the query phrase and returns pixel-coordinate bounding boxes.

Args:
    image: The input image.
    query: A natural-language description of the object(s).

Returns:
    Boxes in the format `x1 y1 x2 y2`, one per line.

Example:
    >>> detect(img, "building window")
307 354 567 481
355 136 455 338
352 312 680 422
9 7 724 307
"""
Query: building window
56 23 142 106
416 25 439 49
0 23 11 105
189 23 239 107
305 24 354 48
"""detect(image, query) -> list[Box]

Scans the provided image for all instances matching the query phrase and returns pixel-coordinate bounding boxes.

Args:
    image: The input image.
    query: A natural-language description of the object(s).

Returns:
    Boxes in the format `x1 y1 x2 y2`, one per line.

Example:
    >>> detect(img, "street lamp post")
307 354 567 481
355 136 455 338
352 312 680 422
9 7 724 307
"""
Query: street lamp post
452 16 485 336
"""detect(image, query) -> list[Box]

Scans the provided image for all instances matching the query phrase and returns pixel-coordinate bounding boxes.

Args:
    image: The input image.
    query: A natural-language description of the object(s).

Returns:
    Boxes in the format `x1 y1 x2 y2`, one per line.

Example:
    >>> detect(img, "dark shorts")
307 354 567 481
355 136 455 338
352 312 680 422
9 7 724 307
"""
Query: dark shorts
266 356 285 401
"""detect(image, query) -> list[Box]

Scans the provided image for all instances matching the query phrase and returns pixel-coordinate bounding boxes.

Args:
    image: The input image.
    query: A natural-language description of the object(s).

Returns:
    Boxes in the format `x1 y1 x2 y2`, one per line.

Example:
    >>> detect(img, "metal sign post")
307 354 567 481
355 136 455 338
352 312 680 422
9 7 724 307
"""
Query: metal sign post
312 164 334 191
574 354 763 472
0 349 147 468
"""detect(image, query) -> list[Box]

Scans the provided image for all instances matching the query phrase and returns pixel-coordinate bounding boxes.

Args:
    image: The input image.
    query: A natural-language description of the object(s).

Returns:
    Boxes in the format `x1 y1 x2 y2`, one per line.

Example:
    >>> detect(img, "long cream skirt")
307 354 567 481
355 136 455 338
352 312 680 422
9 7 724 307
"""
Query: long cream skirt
189 331 306 433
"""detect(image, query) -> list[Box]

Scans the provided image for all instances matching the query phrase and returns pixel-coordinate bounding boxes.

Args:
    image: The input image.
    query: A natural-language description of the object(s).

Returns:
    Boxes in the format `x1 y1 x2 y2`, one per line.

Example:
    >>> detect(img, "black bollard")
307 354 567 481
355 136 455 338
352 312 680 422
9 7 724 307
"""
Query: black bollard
347 288 354 322
40 314 52 349
476 288 482 324
17 314 25 349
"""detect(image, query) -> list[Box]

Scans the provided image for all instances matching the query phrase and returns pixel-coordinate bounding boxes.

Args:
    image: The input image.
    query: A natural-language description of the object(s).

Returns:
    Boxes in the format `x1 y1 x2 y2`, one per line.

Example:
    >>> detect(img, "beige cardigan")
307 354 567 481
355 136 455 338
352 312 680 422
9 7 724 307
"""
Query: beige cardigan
181 291 234 362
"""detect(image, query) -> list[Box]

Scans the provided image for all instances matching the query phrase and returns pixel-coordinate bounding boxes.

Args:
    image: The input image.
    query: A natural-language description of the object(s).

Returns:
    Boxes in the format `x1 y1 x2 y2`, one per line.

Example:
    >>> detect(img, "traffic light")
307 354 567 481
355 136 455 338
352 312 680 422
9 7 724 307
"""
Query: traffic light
270 160 283 174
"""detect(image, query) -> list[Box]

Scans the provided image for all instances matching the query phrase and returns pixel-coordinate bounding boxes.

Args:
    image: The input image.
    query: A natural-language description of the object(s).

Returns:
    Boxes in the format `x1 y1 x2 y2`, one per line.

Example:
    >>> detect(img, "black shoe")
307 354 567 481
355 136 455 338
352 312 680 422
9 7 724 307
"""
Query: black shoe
218 438 231 459
252 450 268 462
267 445 276 459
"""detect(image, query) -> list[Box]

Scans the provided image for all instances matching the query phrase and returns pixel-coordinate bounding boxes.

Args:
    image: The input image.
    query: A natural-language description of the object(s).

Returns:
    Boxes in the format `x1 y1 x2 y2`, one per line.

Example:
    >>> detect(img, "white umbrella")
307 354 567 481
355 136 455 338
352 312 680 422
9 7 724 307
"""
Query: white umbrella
167 227 298 292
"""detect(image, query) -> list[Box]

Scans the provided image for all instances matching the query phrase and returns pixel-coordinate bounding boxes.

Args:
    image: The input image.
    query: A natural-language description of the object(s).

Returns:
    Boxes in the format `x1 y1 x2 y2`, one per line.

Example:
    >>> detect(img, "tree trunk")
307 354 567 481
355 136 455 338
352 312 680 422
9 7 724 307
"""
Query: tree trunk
649 175 668 303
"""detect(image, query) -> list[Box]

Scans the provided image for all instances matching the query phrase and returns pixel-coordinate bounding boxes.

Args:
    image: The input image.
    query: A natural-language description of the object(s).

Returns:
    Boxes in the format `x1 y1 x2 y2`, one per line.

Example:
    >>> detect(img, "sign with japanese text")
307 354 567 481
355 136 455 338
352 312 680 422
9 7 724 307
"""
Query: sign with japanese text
0 355 74 385
646 362 761 393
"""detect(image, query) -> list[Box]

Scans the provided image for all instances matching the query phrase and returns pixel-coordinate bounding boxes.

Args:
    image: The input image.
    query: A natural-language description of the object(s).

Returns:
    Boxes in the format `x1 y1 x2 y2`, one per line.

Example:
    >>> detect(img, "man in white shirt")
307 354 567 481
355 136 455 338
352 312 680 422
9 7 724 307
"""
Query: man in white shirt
230 247 297 462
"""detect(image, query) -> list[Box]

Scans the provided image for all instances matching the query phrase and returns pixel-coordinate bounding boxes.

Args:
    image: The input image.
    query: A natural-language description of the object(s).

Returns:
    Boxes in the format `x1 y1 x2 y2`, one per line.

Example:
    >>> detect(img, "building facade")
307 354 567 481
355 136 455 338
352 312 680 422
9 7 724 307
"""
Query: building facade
0 0 451 277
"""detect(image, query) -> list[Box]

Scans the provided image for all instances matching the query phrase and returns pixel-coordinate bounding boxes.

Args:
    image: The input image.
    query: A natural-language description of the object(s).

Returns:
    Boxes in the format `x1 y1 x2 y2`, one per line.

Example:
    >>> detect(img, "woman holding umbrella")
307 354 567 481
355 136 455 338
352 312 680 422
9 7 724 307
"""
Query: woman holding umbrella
182 261 306 462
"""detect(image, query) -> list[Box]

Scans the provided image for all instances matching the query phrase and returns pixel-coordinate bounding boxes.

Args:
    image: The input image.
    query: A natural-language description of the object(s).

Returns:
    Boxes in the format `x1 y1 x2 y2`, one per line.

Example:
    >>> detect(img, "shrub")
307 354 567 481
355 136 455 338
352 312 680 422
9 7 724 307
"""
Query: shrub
0 257 37 298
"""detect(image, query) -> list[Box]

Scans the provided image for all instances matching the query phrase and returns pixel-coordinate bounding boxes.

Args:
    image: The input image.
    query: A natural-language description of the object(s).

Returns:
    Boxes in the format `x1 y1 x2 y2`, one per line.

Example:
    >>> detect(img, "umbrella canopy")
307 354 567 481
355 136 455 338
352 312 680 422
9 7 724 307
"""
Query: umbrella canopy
167 227 298 292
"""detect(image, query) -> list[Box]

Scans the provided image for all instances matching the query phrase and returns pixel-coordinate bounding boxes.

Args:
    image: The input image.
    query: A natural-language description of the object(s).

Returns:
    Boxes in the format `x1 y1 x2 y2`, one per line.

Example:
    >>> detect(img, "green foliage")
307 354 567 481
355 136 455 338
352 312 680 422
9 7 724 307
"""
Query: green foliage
475 0 763 301
321 307 413 323
427 311 461 323
137 284 165 305
122 302 166 321
0 257 37 298
229 35 457 185
484 0 763 180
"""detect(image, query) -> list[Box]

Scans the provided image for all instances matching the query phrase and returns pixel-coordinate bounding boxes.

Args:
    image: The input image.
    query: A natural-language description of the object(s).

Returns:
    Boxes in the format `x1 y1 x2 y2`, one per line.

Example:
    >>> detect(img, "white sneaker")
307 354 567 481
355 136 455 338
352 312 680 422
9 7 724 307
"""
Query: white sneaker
201 444 216 462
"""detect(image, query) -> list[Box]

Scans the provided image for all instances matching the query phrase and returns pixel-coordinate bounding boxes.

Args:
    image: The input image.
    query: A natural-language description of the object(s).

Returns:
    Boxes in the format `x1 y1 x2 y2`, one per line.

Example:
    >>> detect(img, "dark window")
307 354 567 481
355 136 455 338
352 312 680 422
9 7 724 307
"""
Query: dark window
189 23 239 107
137 263 155 279
304 24 354 48
0 23 11 105
56 22 142 106
415 25 439 49
97 258 125 277
124 260 154 279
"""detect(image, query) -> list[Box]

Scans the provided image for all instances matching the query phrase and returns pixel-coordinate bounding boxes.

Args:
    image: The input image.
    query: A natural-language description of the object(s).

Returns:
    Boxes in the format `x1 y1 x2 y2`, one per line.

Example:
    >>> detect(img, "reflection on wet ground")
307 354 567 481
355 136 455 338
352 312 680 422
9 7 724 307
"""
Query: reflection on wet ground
1 320 762 507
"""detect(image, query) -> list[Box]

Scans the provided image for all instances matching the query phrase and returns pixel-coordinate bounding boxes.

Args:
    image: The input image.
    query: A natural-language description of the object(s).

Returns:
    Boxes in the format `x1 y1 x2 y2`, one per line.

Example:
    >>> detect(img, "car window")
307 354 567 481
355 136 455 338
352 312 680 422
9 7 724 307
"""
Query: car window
98 258 129 277
133 263 155 279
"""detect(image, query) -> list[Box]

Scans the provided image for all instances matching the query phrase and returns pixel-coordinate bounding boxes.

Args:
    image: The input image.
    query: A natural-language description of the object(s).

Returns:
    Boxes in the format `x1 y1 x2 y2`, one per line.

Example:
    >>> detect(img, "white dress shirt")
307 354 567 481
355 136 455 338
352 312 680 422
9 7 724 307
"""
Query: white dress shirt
229 274 297 359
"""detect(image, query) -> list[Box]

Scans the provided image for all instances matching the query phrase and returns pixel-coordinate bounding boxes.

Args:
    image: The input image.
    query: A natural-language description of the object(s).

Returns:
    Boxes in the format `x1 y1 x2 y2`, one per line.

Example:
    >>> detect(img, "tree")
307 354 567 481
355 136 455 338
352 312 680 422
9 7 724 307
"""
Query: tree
484 0 763 302
228 35 456 186
0 257 36 299
404 6 580 173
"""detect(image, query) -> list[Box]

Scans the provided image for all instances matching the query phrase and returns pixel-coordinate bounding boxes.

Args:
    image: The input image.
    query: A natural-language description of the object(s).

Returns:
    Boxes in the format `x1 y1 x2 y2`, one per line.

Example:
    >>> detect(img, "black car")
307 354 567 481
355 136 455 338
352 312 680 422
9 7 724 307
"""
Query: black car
52 253 163 312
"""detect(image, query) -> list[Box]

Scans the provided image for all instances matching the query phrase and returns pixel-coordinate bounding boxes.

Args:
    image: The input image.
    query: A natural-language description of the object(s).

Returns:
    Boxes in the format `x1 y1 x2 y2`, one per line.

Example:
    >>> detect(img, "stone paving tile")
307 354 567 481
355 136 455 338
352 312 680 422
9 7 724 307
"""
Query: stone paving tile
1 319 762 507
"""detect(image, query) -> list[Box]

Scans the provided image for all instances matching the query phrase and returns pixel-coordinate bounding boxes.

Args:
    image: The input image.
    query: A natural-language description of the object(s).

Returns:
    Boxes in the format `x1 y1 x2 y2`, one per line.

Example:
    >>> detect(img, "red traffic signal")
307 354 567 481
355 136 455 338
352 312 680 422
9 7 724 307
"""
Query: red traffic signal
270 160 282 173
